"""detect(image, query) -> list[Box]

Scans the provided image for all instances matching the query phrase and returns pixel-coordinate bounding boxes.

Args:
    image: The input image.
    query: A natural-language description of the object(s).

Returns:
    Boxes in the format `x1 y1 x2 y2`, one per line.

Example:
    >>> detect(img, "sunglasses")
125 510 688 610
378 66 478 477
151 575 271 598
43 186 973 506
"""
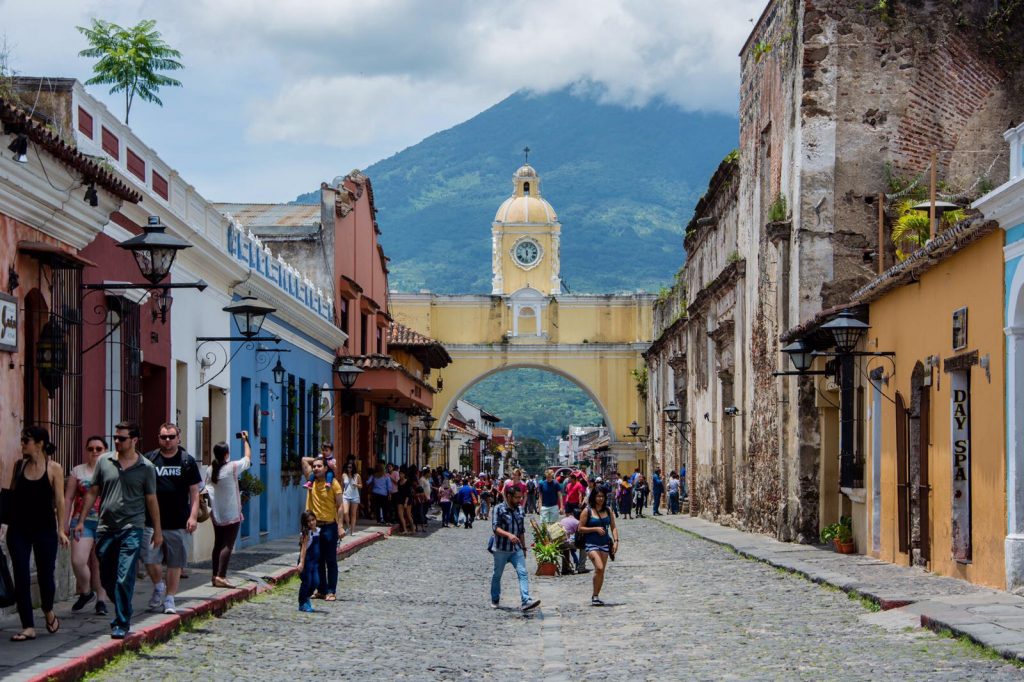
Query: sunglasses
112 435 131 442
158 434 177 441
86 446 105 452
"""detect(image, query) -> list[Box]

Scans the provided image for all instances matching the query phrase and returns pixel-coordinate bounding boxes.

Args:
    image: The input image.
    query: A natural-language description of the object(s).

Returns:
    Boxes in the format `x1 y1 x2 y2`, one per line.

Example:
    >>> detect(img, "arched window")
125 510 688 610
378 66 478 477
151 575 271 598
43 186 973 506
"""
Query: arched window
523 182 530 195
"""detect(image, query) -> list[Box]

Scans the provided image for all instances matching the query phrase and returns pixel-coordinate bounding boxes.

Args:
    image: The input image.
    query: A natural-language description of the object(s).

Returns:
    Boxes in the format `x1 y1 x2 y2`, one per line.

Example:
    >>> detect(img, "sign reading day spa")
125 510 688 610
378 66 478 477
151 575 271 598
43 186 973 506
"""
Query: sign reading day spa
950 371 972 562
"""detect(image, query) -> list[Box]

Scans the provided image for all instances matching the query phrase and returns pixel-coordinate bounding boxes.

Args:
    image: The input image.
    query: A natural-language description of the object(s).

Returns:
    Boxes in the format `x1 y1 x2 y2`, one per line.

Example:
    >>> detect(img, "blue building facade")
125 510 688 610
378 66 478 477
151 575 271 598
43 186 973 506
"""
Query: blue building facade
225 224 344 546
974 121 1024 590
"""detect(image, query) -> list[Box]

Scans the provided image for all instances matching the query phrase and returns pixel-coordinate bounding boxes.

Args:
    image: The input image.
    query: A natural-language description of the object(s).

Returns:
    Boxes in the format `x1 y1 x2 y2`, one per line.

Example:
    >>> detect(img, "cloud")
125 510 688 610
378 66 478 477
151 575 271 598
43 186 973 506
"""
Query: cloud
0 0 763 199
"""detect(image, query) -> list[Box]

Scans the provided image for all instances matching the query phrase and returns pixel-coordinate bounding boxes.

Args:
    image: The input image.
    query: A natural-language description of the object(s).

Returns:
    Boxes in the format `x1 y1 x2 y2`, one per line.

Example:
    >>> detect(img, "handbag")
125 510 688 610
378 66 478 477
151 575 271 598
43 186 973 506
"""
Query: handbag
196 491 211 523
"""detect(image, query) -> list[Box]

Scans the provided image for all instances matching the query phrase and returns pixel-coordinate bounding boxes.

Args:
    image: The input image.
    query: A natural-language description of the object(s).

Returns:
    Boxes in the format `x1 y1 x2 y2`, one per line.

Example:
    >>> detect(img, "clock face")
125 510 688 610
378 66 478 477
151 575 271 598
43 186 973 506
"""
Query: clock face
514 240 540 266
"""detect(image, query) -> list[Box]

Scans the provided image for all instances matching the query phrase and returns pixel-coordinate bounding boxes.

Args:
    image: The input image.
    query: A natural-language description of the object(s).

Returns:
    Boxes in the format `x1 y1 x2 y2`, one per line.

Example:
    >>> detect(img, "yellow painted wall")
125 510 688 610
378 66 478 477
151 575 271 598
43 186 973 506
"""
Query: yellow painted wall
867 230 1006 588
390 292 654 459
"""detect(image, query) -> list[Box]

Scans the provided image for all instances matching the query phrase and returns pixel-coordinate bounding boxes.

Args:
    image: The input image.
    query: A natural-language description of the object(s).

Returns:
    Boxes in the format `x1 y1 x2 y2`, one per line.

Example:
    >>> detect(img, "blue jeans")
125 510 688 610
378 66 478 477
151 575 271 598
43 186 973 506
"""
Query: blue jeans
317 523 339 595
653 491 662 514
299 538 321 605
669 492 680 514
491 549 532 605
440 501 452 526
95 527 144 631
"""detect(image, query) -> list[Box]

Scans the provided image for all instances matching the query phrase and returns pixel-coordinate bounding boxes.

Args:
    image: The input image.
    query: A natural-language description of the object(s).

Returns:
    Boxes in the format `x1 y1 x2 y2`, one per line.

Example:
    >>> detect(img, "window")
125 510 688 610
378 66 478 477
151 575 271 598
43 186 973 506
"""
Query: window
101 127 119 160
376 325 383 354
152 171 169 200
339 298 348 336
298 378 307 457
523 182 530 194
78 107 93 138
360 313 369 355
126 148 145 181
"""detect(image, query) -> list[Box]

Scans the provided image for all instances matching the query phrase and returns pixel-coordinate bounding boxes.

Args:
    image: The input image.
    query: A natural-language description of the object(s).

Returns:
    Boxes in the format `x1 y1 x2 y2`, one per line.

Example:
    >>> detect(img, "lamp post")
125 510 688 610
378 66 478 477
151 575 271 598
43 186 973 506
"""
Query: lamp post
776 310 892 489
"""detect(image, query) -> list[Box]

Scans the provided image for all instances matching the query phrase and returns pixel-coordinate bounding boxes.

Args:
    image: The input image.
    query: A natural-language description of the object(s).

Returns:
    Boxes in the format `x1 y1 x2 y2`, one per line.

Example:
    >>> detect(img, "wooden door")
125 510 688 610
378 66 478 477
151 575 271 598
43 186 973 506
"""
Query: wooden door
918 387 931 563
895 392 910 554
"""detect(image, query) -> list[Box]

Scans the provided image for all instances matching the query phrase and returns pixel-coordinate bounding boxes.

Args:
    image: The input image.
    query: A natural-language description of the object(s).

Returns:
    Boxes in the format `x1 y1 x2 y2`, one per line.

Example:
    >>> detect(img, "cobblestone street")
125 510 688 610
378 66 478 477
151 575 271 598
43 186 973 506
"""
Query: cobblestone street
97 516 1023 681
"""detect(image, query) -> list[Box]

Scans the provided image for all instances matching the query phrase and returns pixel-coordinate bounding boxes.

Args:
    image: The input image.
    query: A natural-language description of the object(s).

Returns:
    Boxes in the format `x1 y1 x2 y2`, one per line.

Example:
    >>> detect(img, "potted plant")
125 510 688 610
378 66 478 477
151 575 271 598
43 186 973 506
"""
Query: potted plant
239 471 266 506
820 515 855 554
530 519 563 576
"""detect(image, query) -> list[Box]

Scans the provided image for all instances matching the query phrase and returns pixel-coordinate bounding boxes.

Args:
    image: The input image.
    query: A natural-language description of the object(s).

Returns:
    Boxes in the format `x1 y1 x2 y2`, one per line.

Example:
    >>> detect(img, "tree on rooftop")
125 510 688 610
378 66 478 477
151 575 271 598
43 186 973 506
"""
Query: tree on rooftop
77 19 182 125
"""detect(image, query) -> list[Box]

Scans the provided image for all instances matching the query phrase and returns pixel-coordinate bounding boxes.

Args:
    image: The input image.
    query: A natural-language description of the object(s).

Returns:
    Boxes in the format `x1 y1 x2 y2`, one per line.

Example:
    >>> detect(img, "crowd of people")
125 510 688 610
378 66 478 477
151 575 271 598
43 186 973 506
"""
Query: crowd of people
2 421 689 636
2 422 249 641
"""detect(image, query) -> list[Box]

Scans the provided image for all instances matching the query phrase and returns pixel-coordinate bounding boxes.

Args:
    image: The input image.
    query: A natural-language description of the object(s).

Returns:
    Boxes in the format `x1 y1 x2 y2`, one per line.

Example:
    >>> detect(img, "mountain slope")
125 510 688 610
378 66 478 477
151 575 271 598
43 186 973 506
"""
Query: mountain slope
298 88 737 294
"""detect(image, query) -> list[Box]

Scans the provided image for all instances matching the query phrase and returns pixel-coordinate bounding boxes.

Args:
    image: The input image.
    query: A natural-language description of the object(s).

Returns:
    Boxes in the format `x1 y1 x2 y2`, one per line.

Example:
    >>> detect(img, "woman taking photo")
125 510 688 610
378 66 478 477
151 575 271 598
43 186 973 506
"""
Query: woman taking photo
577 487 618 606
207 431 252 588
341 461 361 536
64 435 110 616
4 426 68 641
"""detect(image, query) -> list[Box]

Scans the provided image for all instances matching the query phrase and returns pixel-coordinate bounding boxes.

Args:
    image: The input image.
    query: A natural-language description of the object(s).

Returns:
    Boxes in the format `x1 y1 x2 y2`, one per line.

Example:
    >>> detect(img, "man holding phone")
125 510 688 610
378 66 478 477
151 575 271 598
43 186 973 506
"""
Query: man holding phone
76 421 162 639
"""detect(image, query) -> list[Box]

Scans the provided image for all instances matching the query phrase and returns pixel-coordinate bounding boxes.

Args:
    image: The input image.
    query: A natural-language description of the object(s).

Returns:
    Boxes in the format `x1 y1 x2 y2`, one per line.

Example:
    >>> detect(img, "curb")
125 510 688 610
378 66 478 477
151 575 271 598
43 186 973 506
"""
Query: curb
29 528 391 682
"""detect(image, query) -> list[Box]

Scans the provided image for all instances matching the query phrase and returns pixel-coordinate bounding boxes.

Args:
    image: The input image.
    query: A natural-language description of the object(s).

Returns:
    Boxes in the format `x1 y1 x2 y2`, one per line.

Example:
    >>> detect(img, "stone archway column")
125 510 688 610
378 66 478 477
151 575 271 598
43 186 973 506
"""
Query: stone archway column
1006 324 1024 590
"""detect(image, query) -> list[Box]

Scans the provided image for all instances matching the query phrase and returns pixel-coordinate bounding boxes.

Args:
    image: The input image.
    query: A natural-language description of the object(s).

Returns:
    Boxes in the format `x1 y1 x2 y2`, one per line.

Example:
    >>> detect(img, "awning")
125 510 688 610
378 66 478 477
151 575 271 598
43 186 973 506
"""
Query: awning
18 241 98 268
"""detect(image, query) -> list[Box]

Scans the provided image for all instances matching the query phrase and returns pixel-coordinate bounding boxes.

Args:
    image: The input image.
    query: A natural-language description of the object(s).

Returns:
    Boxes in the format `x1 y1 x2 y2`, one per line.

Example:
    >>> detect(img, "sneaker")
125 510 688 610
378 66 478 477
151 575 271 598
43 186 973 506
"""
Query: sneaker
521 599 541 612
591 596 604 606
148 583 166 611
490 600 499 609
95 600 108 616
299 601 315 613
110 626 128 639
163 595 176 615
576 567 591 574
303 480 313 489
72 591 96 612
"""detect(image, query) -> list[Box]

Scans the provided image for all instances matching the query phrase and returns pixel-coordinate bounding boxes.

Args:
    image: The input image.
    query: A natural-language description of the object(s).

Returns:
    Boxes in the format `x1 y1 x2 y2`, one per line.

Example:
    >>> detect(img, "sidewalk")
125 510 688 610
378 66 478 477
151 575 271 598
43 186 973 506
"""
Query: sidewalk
656 514 1024 662
1 522 392 682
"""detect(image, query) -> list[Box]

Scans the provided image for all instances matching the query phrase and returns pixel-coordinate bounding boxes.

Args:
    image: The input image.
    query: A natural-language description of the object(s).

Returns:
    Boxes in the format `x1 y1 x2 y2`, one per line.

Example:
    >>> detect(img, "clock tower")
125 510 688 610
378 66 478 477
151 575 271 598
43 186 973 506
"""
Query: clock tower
491 162 561 296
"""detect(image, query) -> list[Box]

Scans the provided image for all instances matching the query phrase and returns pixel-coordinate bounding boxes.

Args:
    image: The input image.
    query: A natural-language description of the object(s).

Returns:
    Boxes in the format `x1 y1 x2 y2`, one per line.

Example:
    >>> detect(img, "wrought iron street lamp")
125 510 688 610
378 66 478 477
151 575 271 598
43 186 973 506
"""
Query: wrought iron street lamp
224 294 276 339
335 357 364 389
118 216 192 285
820 311 870 355
663 400 692 444
36 316 67 396
272 357 286 384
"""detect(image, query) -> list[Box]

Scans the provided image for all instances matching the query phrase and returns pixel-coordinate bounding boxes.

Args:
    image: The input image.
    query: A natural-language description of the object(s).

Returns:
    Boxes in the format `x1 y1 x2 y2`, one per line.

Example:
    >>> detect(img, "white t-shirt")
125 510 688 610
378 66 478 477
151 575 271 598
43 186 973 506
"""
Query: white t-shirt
207 458 252 526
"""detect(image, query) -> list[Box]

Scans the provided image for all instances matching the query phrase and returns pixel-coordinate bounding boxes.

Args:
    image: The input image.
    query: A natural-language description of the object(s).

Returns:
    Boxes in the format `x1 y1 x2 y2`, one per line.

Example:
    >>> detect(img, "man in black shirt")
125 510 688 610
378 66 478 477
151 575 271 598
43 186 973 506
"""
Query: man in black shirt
143 422 201 615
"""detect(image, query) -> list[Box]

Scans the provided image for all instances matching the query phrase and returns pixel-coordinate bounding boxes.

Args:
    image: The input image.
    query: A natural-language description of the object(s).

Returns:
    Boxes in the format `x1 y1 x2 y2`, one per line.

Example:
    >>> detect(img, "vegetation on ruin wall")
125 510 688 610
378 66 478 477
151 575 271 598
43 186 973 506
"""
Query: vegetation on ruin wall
874 0 1024 75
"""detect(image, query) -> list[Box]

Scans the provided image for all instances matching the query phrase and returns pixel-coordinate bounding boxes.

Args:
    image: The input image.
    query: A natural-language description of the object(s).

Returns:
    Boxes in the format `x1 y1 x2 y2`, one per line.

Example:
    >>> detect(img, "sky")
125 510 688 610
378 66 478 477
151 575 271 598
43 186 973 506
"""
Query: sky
1 0 764 202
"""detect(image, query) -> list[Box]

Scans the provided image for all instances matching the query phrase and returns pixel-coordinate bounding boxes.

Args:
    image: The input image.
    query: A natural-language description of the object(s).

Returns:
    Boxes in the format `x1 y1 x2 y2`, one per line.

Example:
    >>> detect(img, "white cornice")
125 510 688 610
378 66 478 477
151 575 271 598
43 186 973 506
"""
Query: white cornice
0 158 116 249
261 318 337 364
242 278 346 351
445 343 649 355
973 178 1024 231
1007 240 1024 263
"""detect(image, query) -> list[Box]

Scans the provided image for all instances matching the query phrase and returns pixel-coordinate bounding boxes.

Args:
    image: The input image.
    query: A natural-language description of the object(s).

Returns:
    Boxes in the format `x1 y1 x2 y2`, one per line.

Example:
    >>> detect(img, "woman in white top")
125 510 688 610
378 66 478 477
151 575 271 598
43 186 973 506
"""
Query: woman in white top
207 431 252 588
341 461 362 536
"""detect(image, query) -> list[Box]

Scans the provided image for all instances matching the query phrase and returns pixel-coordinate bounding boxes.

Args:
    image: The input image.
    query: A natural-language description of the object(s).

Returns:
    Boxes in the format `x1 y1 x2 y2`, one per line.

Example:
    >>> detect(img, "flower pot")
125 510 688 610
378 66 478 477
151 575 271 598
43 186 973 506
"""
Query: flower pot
834 539 856 554
536 562 558 577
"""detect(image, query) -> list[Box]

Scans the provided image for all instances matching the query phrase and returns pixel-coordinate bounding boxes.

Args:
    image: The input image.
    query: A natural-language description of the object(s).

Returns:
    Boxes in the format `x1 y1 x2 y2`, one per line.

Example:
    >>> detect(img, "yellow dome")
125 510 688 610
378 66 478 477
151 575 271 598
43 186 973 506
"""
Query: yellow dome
515 164 538 178
494 195 558 224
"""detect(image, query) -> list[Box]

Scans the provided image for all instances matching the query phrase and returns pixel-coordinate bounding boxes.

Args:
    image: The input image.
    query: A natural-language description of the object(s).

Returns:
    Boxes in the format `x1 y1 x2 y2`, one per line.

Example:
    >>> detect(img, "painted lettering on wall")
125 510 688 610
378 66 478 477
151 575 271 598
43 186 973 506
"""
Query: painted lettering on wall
0 293 18 352
950 372 972 562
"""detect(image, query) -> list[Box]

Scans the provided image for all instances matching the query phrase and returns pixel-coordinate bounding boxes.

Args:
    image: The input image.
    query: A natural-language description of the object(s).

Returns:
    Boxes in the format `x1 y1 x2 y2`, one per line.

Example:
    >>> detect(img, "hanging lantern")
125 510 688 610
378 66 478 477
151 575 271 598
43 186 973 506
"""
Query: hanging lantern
36 317 67 396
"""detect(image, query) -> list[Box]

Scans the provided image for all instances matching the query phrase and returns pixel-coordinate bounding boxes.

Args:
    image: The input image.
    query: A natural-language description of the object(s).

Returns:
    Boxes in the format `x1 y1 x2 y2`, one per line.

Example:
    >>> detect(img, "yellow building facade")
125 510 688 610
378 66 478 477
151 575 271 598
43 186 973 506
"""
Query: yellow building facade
391 164 655 470
859 226 1006 588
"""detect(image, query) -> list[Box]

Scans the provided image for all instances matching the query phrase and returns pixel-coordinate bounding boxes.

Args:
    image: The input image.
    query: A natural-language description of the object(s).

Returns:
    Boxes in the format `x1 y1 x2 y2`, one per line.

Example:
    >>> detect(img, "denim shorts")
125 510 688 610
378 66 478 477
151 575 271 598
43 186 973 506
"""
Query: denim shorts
72 517 99 539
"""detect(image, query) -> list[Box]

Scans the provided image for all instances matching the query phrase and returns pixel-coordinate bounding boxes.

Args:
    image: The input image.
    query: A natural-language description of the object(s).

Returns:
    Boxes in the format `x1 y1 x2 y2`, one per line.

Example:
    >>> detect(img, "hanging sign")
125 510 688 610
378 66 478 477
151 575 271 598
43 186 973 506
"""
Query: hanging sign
0 293 17 352
950 371 972 563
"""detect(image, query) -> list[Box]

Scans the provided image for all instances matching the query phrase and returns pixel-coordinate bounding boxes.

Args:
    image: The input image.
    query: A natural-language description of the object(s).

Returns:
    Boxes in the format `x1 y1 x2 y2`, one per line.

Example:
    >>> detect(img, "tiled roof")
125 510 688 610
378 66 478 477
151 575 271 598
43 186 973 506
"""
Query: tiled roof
0 98 142 203
388 322 452 369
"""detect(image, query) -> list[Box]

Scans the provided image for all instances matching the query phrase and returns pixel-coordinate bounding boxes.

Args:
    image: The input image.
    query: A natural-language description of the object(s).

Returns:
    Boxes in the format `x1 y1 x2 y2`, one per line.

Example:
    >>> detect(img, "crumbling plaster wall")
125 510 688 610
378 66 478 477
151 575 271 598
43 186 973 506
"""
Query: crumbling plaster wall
735 0 1024 543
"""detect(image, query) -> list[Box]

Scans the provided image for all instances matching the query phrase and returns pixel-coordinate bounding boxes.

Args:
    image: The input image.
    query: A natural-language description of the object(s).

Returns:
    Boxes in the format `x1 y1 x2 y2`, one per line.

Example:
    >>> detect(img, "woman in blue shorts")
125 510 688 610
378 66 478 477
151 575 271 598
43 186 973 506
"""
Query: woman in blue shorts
577 487 619 606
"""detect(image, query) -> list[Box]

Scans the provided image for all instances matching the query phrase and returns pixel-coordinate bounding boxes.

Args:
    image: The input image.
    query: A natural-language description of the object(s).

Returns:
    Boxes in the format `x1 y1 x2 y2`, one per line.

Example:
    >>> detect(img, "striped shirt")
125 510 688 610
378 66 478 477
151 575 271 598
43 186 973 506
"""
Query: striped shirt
492 502 525 553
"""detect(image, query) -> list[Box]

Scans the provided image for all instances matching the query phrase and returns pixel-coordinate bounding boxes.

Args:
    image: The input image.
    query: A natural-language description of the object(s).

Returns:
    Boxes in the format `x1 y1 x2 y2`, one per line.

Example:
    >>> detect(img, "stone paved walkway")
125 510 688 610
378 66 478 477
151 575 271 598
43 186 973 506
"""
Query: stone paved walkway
92 515 1022 681
0 522 390 682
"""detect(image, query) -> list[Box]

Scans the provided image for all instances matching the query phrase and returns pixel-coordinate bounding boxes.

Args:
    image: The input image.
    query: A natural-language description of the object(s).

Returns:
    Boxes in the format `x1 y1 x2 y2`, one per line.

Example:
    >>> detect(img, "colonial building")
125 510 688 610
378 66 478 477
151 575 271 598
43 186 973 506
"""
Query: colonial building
650 0 1024 546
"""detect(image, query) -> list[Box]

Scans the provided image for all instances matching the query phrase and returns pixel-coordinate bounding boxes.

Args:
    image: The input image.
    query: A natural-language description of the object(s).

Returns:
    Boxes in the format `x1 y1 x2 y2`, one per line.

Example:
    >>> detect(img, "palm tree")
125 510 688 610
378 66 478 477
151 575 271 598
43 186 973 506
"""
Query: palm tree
77 19 183 125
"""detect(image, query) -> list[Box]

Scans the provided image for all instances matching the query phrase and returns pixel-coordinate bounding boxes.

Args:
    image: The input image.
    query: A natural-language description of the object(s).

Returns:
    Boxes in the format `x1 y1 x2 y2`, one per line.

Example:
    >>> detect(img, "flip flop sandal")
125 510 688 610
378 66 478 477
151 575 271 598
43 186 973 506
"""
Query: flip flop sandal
45 614 60 634
324 594 337 601
11 632 36 642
